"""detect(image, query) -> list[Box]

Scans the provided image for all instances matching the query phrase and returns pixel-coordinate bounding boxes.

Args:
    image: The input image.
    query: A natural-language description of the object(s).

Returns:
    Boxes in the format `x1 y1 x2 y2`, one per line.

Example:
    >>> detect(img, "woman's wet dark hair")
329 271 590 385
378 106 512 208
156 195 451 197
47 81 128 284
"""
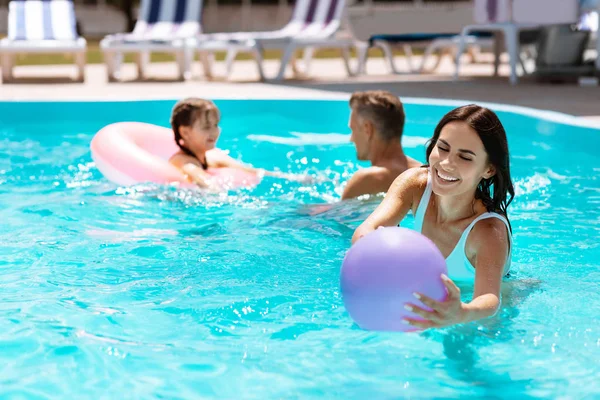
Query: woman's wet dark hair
170 97 220 157
425 104 515 231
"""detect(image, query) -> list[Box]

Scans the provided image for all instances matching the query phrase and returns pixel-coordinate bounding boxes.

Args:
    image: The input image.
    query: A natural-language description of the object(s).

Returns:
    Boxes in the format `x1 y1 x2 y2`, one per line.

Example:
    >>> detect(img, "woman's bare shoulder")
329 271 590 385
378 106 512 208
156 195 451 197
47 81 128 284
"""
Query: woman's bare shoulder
472 217 510 247
390 166 428 192
466 216 510 264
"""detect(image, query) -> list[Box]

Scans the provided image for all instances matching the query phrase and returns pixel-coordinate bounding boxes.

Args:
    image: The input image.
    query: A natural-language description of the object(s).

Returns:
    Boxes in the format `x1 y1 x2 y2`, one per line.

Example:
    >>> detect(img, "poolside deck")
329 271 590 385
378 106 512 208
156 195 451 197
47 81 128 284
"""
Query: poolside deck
1 55 599 124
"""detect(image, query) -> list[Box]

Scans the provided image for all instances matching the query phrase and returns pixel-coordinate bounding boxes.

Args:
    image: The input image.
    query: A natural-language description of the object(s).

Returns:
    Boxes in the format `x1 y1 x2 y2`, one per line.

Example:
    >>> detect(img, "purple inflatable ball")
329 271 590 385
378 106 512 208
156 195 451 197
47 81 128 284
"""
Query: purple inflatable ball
341 227 448 332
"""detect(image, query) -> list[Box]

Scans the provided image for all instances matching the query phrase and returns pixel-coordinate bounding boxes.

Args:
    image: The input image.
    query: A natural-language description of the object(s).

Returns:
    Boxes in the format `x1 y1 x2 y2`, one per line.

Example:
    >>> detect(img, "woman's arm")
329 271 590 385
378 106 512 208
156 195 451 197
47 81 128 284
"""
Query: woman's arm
463 218 510 320
351 168 425 244
403 218 510 328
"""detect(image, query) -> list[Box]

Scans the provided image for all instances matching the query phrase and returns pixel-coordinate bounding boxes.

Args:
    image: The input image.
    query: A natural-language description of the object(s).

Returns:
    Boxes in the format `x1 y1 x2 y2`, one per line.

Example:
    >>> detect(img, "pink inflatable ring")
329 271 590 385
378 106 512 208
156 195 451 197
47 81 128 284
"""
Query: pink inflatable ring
90 122 261 189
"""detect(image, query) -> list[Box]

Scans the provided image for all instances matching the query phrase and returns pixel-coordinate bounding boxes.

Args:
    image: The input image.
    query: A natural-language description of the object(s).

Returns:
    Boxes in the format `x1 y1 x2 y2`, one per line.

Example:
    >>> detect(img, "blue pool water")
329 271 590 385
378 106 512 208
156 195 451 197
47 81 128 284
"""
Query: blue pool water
0 99 599 399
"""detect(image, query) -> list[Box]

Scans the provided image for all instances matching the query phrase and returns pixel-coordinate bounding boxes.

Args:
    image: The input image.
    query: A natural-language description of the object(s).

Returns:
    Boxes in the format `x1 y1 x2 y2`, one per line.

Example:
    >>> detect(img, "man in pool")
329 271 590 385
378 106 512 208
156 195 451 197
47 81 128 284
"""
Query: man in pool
342 90 421 200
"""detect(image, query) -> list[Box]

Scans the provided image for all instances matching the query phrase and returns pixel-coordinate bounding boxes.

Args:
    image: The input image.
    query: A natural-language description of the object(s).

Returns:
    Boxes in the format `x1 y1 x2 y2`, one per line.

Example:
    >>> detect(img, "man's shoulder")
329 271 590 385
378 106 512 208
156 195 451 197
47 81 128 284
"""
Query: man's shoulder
342 166 425 200
407 156 423 169
362 159 424 179
352 166 389 181
341 167 390 200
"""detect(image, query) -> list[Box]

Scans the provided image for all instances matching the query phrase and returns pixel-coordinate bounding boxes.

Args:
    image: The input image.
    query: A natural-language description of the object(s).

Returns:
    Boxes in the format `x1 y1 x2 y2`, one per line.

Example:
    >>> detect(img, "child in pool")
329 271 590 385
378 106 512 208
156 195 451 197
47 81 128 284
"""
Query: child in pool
168 97 309 189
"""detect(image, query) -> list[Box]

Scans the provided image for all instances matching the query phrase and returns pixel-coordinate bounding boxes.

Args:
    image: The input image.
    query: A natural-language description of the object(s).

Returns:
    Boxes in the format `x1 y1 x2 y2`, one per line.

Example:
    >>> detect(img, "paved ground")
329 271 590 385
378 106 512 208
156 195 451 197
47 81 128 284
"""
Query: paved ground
1 54 598 123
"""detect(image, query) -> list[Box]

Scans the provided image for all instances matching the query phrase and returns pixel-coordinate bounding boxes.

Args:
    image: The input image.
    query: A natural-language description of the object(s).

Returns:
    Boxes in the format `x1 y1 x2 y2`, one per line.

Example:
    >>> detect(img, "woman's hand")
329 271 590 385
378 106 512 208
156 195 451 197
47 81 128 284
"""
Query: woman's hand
403 274 467 329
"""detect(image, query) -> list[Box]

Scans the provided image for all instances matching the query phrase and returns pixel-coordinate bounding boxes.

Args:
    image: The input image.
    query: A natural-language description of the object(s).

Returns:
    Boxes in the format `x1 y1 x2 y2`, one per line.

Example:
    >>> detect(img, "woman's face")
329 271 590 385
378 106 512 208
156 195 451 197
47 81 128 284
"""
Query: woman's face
181 111 221 152
428 121 495 197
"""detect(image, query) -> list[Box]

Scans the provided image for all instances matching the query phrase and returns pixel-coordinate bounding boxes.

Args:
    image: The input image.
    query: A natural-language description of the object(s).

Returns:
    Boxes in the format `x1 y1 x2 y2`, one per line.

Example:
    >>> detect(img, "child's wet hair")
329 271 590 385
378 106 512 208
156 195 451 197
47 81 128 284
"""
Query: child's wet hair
170 98 220 155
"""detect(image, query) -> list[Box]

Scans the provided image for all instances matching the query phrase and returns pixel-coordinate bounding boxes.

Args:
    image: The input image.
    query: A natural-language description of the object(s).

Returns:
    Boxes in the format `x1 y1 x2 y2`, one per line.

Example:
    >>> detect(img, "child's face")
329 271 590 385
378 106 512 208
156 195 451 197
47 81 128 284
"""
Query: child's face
183 112 221 152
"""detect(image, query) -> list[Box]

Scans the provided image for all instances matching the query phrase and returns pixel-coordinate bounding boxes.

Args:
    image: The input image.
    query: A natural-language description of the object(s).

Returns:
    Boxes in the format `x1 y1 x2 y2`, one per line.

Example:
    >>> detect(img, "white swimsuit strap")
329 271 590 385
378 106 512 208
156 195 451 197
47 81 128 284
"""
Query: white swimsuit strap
413 170 512 274
413 172 432 233
452 211 513 272
457 212 512 247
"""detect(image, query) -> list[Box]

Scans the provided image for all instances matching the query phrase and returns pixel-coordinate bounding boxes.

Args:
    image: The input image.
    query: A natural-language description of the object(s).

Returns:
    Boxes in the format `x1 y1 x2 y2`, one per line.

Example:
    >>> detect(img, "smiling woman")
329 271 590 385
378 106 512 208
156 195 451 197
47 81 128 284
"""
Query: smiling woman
352 104 515 329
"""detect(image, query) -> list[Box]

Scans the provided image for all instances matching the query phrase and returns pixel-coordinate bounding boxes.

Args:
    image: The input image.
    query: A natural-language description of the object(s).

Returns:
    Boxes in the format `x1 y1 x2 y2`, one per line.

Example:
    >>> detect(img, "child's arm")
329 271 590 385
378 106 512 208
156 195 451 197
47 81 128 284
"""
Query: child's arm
170 155 221 191
210 150 314 183
180 163 211 188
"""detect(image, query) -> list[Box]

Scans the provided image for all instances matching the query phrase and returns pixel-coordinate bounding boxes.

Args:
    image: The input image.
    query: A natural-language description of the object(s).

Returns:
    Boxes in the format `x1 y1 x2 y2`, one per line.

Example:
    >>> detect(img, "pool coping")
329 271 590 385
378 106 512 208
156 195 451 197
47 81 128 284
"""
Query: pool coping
3 93 600 130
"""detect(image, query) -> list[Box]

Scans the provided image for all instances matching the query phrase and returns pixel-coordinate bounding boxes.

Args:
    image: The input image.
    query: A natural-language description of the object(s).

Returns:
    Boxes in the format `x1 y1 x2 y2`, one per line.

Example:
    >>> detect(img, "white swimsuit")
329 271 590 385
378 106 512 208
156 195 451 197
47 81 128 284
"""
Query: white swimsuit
413 172 512 282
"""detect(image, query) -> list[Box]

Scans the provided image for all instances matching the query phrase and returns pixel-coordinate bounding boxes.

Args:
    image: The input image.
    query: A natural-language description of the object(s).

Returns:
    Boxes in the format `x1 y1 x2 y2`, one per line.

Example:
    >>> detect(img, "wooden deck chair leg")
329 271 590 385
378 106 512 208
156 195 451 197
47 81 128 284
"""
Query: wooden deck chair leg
1 53 15 82
453 27 471 81
302 47 315 76
175 47 193 81
74 51 85 82
355 42 369 74
251 46 266 81
276 43 296 81
341 46 354 76
225 49 239 77
518 53 528 75
467 46 481 63
104 51 118 82
174 51 183 81
403 44 417 72
378 42 396 74
418 42 439 73
518 46 534 75
493 32 502 77
135 51 149 80
114 52 125 81
185 47 194 80
503 25 520 85
115 52 124 76
198 51 214 80
290 50 300 76
374 41 398 74
433 49 448 71
186 47 194 80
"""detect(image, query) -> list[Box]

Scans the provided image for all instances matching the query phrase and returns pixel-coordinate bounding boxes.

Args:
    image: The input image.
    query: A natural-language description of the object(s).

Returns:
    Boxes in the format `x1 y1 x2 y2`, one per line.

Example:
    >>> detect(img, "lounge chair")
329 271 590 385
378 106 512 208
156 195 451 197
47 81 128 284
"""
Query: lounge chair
357 31 494 75
532 22 596 82
100 0 207 82
0 0 86 83
193 0 359 81
453 0 581 84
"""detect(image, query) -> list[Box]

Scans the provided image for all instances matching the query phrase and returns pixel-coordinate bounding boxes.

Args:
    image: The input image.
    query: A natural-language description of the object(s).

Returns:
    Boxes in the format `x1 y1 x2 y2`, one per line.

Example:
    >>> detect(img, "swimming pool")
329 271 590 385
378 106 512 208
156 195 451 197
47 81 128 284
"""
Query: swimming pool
1 99 599 398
